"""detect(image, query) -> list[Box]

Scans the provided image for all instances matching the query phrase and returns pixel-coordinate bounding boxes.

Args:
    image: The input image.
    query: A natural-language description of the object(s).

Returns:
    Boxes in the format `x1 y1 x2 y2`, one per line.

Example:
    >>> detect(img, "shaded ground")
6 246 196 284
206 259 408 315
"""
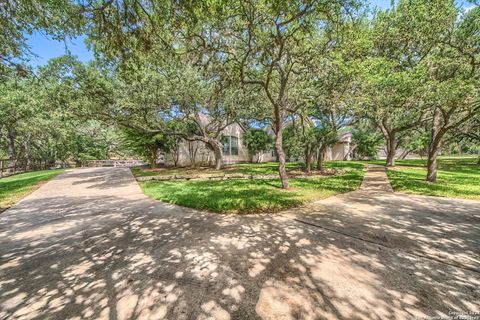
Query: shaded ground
1 167 479 319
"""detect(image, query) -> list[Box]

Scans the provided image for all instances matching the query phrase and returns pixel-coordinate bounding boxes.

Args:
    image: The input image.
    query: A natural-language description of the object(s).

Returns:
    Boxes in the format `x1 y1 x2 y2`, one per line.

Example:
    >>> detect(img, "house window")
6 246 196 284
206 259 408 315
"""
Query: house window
222 136 239 156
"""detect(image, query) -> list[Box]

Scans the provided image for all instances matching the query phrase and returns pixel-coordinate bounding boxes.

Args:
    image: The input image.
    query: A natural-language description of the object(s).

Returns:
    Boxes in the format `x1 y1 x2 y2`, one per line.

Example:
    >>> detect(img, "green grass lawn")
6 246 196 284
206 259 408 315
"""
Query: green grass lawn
0 169 64 212
368 157 480 200
138 161 364 214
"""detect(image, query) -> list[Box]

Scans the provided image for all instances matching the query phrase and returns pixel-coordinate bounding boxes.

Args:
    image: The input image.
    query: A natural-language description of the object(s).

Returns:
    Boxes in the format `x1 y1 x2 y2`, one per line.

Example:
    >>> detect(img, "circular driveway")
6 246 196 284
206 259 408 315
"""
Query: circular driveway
1 167 479 319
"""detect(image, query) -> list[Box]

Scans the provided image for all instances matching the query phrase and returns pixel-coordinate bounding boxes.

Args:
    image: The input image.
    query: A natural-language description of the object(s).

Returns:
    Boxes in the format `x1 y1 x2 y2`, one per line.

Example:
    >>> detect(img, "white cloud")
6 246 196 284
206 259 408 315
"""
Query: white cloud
464 4 478 12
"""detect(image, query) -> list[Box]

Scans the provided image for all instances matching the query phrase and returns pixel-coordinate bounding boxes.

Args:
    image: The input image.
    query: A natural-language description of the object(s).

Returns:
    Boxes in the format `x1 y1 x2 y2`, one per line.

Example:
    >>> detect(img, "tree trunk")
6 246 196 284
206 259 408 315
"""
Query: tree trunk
426 112 445 183
172 146 180 167
207 139 223 170
426 146 439 183
317 153 322 171
385 133 396 167
317 146 325 171
24 134 32 172
191 157 196 168
149 148 156 169
304 148 312 174
24 144 29 172
256 153 262 163
274 124 289 189
188 141 197 168
6 128 16 174
343 144 356 161
399 149 410 160
213 149 222 170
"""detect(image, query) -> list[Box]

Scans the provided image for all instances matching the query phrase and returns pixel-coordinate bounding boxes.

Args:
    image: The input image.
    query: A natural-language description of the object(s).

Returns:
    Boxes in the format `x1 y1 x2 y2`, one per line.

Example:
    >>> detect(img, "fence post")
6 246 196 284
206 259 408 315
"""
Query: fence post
0 160 3 178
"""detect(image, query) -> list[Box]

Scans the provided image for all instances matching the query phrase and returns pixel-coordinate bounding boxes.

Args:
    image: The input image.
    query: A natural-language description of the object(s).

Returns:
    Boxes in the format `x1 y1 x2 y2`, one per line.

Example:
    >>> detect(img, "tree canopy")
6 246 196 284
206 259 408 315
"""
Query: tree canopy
0 0 478 184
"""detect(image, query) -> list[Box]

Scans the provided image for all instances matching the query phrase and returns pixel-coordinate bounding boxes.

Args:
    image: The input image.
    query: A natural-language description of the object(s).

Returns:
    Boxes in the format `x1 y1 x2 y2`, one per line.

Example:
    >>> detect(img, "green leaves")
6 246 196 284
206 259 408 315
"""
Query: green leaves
243 129 274 157
351 120 383 159
372 0 456 66
0 0 84 75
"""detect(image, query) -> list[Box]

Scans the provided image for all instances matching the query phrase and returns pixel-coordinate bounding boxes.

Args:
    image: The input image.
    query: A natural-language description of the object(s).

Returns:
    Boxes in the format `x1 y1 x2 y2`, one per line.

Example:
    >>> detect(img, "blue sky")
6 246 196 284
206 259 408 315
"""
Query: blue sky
25 0 475 68
26 33 93 67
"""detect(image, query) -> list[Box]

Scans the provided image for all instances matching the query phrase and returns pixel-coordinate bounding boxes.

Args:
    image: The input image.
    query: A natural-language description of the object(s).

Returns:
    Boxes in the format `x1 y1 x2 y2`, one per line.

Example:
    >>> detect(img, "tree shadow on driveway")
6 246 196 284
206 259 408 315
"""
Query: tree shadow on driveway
286 190 480 272
0 169 479 319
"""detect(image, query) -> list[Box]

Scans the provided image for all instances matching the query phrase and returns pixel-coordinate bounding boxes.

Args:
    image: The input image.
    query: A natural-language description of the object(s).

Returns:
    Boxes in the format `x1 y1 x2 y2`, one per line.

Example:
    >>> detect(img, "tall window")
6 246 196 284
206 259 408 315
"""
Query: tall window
222 136 239 156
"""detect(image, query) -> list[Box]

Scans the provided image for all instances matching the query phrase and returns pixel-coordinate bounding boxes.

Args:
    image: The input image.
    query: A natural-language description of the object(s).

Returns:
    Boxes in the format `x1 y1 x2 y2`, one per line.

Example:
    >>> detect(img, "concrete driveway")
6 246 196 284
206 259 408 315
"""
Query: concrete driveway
0 167 479 320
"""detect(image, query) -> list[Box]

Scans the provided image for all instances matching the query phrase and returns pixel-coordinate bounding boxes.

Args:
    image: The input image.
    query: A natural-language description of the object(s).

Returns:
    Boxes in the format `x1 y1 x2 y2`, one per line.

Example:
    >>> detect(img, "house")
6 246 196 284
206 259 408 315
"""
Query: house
163 123 352 167
325 132 353 161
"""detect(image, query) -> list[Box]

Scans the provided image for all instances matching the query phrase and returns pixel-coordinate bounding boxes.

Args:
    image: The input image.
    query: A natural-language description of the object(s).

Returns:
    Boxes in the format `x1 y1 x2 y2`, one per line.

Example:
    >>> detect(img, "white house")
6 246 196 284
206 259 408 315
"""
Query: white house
325 132 353 161
163 123 352 167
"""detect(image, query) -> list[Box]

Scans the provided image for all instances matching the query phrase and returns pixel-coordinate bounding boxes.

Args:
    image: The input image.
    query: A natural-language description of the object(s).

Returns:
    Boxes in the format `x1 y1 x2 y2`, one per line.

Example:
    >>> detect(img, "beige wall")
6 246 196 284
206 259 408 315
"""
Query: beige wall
164 126 353 166
164 123 251 166
164 140 215 167
323 143 350 161
255 150 277 163
323 132 352 161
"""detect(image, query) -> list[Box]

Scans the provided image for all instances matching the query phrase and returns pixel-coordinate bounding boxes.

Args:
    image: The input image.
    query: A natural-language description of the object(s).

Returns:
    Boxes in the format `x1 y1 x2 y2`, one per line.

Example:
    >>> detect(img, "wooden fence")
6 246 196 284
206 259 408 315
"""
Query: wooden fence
0 159 147 178
0 159 58 178
82 160 147 168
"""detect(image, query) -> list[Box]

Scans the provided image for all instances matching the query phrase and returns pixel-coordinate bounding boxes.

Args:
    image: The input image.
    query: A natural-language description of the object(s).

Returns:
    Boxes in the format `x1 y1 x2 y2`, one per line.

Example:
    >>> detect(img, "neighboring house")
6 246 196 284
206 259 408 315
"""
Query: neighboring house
164 123 352 166
324 132 353 161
